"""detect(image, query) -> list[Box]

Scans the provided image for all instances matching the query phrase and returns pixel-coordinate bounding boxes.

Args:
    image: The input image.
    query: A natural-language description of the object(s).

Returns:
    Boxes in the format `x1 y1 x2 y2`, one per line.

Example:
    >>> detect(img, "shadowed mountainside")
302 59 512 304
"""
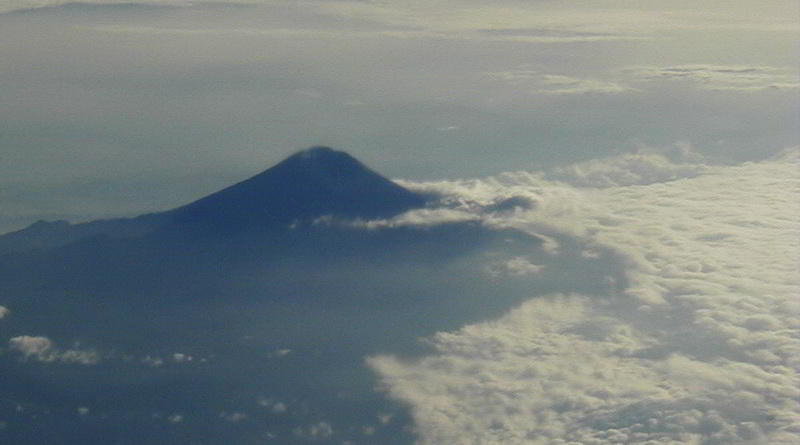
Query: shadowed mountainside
170 146 427 232
0 146 427 255
0 147 626 445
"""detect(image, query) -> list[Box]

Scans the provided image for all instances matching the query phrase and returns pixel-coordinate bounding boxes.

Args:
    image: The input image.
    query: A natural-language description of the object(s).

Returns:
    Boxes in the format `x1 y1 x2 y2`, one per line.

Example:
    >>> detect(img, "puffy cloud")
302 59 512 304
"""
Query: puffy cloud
172 352 192 363
58 348 101 365
0 305 9 319
371 149 800 444
8 336 99 365
258 398 288 414
396 172 580 222
9 336 53 360
167 413 184 423
370 296 673 444
486 256 544 278
546 144 707 187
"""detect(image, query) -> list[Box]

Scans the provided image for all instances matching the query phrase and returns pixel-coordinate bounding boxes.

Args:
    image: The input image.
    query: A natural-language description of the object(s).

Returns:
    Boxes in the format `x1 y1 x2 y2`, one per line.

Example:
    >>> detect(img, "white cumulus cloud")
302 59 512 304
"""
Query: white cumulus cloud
8 336 100 365
546 144 707 187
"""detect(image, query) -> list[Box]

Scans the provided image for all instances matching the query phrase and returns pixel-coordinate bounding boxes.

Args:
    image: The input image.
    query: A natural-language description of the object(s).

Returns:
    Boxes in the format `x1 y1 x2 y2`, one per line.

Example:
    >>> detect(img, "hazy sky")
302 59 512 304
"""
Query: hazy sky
1 0 798 233
2 2 799 444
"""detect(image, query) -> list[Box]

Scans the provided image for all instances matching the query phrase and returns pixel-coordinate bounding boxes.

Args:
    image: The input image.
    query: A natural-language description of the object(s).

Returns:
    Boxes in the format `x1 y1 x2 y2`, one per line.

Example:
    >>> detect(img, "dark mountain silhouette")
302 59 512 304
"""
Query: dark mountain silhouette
0 146 426 255
169 146 427 232
0 214 167 256
0 147 626 445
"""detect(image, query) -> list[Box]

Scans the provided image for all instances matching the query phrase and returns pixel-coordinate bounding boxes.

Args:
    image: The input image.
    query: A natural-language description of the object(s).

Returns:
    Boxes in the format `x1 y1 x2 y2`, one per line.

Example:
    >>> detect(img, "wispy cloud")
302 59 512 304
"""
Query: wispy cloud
293 421 334 441
625 65 800 92
546 143 707 187
538 74 634 95
488 64 799 96
489 70 634 95
7 0 798 42
477 27 640 43
341 208 480 230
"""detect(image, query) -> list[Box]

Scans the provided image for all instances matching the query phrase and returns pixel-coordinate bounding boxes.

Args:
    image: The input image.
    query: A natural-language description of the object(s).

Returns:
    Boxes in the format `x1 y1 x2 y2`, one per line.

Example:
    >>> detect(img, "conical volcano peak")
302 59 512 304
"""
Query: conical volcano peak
295 145 339 158
276 146 368 179
171 146 426 231
288 146 344 165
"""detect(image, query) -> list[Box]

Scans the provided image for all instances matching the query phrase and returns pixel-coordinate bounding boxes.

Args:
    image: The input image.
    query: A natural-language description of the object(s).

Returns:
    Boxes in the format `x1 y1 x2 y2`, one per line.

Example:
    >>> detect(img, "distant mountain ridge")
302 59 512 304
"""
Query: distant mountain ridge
0 146 427 255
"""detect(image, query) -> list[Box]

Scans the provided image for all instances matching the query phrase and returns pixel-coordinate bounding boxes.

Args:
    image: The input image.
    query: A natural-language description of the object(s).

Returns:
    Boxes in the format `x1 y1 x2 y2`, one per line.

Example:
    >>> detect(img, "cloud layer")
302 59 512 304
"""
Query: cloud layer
626 65 800 92
371 149 800 444
489 64 800 96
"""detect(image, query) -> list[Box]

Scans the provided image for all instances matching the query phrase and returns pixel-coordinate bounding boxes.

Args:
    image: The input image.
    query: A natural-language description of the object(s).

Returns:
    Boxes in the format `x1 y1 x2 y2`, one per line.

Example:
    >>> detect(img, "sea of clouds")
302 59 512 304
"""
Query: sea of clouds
1 145 796 444
370 147 799 444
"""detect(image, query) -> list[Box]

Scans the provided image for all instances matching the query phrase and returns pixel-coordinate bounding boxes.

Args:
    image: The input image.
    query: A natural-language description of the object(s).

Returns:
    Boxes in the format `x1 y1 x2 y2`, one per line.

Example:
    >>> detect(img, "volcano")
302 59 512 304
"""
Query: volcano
169 146 427 232
0 147 622 445
0 146 427 254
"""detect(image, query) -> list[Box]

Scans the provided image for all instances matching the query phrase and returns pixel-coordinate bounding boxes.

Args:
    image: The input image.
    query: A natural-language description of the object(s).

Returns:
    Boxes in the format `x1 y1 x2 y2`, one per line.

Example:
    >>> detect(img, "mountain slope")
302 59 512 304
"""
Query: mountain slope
170 146 426 230
0 146 426 254
0 147 626 445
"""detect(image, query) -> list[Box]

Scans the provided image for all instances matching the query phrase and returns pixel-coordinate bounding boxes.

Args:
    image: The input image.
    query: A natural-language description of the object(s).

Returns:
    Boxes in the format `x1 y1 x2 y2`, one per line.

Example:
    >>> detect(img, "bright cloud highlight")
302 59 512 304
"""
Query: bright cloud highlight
371 149 800 444
9 335 100 365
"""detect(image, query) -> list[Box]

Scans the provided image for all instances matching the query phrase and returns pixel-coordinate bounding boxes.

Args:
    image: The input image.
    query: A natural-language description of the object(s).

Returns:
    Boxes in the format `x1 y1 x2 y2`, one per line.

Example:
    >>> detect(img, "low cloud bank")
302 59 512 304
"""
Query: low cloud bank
371 148 800 444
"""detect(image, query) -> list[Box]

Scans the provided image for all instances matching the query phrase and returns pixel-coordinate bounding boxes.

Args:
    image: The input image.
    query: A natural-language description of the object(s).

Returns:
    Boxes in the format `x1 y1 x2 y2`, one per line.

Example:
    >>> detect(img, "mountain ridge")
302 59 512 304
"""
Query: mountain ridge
0 146 427 254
